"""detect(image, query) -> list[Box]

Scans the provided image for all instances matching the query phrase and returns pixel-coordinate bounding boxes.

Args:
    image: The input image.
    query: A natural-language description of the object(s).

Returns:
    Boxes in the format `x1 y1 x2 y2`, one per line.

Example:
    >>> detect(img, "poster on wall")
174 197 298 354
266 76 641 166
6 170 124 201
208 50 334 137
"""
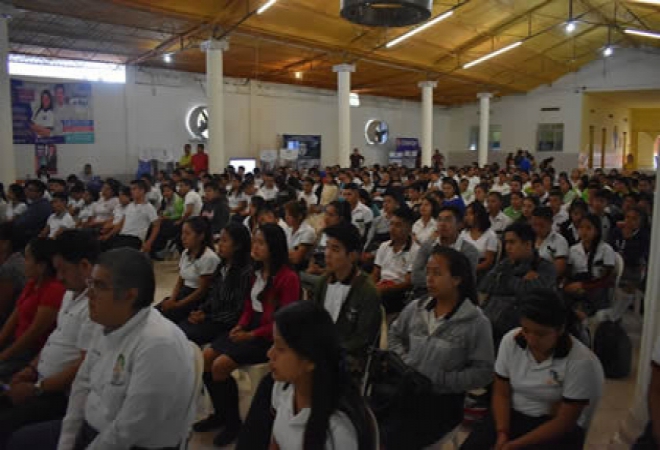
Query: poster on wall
391 137 420 168
260 150 278 171
279 148 300 169
11 79 95 144
282 134 322 169
35 142 58 174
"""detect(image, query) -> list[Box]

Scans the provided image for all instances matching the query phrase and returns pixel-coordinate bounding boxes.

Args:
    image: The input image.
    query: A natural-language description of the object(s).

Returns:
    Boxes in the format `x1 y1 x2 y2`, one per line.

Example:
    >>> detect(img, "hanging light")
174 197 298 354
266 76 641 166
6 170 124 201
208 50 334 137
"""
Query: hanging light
257 0 277 14
603 46 613 57
624 28 660 40
340 0 432 27
462 41 523 69
163 53 172 63
385 10 454 48
294 71 303 80
565 21 576 33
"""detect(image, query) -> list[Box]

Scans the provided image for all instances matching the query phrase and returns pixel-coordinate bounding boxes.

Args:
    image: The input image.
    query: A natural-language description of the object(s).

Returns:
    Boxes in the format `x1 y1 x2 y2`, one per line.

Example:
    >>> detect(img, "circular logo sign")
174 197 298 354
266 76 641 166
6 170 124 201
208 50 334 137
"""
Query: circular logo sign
365 119 389 145
186 106 209 141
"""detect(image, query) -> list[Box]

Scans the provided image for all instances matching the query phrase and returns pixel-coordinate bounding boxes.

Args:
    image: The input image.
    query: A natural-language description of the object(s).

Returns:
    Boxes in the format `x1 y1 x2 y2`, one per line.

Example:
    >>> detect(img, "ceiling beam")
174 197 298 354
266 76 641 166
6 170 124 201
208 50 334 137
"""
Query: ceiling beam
577 0 639 46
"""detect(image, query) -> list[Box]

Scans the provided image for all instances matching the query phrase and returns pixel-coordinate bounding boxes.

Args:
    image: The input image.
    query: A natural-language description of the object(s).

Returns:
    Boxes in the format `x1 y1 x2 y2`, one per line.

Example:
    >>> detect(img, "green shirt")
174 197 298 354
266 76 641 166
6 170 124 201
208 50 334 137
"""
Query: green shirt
162 194 184 220
504 206 522 221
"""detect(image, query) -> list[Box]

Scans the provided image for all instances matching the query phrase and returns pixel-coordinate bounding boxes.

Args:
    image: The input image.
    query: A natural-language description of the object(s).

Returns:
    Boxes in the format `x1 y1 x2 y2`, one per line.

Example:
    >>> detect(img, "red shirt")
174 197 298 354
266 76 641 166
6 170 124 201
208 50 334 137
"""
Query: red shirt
191 152 209 175
238 266 300 340
14 277 66 349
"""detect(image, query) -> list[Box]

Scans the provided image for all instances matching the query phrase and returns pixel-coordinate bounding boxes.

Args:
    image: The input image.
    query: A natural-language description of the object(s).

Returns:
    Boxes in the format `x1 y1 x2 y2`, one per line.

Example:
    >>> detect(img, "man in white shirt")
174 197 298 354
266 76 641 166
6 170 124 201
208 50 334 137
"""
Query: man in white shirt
58 248 196 450
257 173 278 202
176 179 203 224
342 183 373 238
1 230 99 447
141 174 162 210
548 190 569 231
373 207 419 314
531 206 569 279
487 192 513 236
40 193 76 239
102 180 161 254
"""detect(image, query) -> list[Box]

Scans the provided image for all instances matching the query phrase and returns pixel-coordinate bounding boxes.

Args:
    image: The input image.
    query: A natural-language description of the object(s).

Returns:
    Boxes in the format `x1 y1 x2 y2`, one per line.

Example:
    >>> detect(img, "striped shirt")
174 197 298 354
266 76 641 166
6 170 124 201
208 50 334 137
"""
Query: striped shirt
200 263 253 326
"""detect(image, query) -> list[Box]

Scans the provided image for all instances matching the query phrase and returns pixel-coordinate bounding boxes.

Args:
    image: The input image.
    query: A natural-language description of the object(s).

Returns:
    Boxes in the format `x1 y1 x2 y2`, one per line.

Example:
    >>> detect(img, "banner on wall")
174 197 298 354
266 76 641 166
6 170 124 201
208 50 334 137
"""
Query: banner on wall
282 134 322 169
391 137 420 168
260 150 278 171
35 141 58 174
12 79 94 144
279 149 300 169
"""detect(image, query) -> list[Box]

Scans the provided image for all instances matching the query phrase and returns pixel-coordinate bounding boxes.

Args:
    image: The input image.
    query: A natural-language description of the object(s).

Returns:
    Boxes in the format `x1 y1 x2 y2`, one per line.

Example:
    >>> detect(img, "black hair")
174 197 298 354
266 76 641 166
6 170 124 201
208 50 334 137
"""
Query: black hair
519 288 569 330
510 191 524 200
26 237 57 278
204 181 221 192
49 178 67 188
25 180 46 195
421 194 441 218
523 195 540 207
548 189 563 200
392 206 415 225
343 182 359 192
593 188 611 201
580 213 603 275
0 223 16 253
118 186 131 198
274 301 375 450
442 177 460 198
467 201 491 232
179 178 196 189
51 192 68 203
323 223 362 254
97 248 155 310
327 201 352 224
357 189 373 208
69 183 85 194
54 229 101 264
8 183 26 203
504 221 536 243
221 222 252 273
37 89 54 112
438 204 463 222
183 216 214 260
104 179 120 197
254 223 291 302
430 245 477 304
130 179 148 192
140 173 154 184
532 206 553 222
284 199 308 221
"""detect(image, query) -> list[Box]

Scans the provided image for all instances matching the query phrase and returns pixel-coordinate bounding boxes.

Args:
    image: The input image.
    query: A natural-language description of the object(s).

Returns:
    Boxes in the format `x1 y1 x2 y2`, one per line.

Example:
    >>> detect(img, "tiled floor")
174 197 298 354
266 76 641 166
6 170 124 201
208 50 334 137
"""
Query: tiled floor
153 261 644 450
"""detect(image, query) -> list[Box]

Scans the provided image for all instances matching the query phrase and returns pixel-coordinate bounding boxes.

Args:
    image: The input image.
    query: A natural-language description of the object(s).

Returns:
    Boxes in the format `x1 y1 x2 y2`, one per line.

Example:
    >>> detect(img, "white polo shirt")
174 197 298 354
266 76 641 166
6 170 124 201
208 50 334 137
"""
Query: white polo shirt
93 197 119 222
271 381 358 450
413 217 437 245
552 209 569 232
351 202 374 237
257 186 279 201
299 191 318 206
178 248 220 289
6 202 27 220
227 192 247 210
489 211 513 235
495 329 604 429
112 204 128 225
568 241 616 279
537 231 569 263
375 239 419 284
38 290 97 379
146 187 162 209
288 222 316 251
183 191 203 217
58 308 196 450
120 202 158 241
459 229 498 259
47 212 76 238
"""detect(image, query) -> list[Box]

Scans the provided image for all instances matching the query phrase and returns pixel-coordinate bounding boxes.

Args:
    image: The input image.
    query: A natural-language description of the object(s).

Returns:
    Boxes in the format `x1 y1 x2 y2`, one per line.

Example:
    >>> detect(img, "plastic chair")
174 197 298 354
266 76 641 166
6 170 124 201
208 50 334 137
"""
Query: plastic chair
180 341 206 450
425 424 462 450
232 363 271 403
594 253 626 323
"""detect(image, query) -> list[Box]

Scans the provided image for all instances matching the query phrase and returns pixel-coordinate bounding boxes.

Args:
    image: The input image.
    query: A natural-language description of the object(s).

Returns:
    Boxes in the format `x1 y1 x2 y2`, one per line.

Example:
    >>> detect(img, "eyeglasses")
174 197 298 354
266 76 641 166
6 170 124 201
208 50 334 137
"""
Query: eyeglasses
86 278 112 292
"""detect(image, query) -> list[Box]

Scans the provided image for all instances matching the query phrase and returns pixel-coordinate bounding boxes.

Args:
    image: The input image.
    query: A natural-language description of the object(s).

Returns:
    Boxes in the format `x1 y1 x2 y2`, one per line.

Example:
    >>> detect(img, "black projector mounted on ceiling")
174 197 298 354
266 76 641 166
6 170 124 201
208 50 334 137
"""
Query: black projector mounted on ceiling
340 0 432 27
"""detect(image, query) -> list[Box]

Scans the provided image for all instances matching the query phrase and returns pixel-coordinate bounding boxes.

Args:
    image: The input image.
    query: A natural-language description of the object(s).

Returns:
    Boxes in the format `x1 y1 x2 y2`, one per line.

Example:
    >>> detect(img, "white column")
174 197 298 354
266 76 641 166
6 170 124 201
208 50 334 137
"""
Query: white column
419 81 437 168
202 39 229 174
477 92 492 168
333 64 355 168
0 18 16 184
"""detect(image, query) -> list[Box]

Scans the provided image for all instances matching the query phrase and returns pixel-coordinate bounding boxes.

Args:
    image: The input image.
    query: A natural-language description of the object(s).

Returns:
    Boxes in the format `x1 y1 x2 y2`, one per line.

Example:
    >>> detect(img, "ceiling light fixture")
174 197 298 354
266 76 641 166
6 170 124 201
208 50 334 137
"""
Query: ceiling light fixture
294 71 303 80
257 0 277 14
624 28 660 39
603 46 613 57
565 21 576 33
340 0 432 27
462 41 523 69
385 10 454 48
163 53 172 63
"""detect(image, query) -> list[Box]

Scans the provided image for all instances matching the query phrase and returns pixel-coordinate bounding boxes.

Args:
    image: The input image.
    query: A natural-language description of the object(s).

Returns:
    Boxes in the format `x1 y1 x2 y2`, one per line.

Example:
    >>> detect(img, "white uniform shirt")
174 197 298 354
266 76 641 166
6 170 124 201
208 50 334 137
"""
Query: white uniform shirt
537 231 569 263
413 217 437 245
459 229 498 259
288 222 316 251
324 282 352 323
183 191 203 217
227 192 247 210
68 198 85 214
6 202 27 220
112 204 128 225
299 191 318 206
489 211 513 235
178 248 221 289
47 212 76 238
568 241 616 279
58 308 195 450
251 271 268 313
271 381 358 450
495 329 604 429
33 109 55 128
257 186 279 201
552 209 569 232
120 202 158 241
374 240 419 284
93 198 119 222
38 290 97 379
351 202 374 237
146 187 162 210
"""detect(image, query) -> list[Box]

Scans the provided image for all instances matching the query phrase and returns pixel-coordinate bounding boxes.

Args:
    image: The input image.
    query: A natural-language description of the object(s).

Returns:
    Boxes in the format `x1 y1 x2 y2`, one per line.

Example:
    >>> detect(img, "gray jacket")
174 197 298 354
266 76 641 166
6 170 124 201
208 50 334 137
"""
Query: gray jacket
411 237 480 290
388 297 494 394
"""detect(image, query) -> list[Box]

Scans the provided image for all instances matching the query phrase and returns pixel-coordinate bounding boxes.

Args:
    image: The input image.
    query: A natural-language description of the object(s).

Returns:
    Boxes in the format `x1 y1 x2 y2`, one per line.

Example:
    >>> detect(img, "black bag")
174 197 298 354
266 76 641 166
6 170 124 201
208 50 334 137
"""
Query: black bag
364 349 434 416
593 320 632 379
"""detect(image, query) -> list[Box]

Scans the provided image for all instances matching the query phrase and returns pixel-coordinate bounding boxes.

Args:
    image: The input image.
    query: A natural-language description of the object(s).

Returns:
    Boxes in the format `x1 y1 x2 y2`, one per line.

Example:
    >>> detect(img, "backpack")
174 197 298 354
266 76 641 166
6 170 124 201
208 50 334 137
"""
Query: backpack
592 320 632 379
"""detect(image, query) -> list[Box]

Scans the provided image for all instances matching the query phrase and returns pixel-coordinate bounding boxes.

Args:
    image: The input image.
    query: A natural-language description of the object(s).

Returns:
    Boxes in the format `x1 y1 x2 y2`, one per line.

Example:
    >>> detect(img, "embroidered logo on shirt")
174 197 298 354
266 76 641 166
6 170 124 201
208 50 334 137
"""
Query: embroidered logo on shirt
111 354 126 386
546 369 563 387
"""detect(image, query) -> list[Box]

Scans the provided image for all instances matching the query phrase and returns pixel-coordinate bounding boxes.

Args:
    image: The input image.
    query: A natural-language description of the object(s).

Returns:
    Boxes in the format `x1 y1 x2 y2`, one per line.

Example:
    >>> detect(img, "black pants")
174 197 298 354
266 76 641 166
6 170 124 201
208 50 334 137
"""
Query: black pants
235 373 275 450
460 409 586 450
156 286 198 325
177 318 230 347
151 219 180 253
380 287 410 315
633 423 658 449
103 235 142 251
0 392 68 450
378 392 464 450
74 420 179 450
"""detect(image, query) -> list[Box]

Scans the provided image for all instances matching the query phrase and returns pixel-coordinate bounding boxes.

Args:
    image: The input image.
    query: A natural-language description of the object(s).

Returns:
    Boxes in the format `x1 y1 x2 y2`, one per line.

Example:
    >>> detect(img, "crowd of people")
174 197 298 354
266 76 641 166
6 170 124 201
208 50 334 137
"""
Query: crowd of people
0 151 656 450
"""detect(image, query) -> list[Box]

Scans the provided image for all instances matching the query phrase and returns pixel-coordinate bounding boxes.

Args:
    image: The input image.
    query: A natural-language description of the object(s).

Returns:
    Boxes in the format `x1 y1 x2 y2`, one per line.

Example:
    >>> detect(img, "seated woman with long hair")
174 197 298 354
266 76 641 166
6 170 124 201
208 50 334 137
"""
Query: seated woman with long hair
384 247 494 449
0 238 65 379
461 289 604 450
460 202 498 278
268 301 376 450
196 223 299 447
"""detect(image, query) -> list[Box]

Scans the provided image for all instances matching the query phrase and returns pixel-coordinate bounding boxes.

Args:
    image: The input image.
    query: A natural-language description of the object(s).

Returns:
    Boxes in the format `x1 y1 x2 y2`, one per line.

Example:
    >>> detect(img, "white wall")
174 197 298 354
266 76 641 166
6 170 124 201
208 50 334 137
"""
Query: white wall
581 94 630 169
11 66 450 178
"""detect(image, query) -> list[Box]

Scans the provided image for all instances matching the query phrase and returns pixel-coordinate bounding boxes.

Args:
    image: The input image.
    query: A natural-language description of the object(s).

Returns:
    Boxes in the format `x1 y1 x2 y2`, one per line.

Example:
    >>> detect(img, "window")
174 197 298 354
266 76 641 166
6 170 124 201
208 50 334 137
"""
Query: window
537 123 564 152
9 54 126 83
468 125 502 151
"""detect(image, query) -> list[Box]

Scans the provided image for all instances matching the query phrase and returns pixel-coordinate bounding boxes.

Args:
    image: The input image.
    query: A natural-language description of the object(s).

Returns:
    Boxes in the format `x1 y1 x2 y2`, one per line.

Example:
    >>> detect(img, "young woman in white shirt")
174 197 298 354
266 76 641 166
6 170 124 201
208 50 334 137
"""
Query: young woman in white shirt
227 177 248 215
86 180 119 228
412 195 440 245
461 289 604 450
157 217 219 324
268 301 376 450
284 200 316 271
4 184 27 222
460 202 498 277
